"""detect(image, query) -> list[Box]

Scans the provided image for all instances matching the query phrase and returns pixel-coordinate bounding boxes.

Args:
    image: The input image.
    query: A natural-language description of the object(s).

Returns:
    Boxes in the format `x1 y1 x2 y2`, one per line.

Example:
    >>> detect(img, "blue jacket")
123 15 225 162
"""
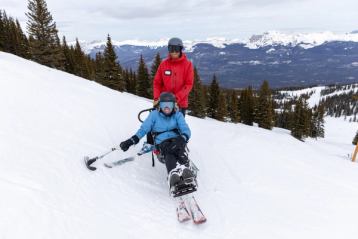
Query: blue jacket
135 110 191 145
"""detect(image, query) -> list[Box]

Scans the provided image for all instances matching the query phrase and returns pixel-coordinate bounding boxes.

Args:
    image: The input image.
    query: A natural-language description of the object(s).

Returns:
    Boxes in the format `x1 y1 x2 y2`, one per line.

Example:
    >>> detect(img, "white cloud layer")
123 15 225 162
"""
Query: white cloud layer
1 0 358 41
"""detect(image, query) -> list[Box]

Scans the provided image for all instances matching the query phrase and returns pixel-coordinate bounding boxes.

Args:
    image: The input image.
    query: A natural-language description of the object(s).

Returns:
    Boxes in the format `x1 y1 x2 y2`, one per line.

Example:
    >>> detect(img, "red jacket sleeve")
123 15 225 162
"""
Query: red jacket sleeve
175 62 194 104
153 63 163 100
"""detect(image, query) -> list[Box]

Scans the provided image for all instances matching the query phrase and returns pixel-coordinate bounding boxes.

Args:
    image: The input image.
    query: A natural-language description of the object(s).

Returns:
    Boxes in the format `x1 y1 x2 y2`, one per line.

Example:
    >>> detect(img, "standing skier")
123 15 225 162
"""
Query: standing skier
119 92 195 190
153 37 194 117
139 37 194 155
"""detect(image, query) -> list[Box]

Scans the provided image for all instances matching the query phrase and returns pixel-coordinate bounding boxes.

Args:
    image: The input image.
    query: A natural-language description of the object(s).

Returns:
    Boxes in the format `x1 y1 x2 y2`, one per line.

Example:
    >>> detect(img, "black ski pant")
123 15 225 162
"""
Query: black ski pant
158 136 189 174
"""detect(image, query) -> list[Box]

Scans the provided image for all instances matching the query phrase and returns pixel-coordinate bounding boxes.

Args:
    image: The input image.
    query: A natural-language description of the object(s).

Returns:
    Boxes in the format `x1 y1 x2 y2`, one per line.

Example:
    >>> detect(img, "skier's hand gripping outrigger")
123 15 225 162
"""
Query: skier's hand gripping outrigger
84 107 154 171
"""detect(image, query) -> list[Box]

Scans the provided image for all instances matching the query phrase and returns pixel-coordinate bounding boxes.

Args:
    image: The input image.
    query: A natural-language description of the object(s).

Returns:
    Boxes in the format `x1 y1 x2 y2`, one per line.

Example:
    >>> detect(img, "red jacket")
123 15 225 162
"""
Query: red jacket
153 53 194 108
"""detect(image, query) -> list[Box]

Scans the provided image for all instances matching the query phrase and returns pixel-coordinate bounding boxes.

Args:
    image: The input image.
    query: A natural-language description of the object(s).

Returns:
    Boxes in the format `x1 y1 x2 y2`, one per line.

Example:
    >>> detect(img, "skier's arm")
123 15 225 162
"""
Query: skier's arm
175 62 194 104
135 111 155 139
153 64 163 101
120 112 155 152
176 112 191 141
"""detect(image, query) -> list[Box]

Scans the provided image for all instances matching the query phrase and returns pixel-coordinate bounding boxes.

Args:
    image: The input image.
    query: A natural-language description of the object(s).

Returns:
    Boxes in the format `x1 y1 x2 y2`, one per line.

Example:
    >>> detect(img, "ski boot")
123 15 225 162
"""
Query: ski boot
168 167 182 189
169 166 197 197
137 142 154 156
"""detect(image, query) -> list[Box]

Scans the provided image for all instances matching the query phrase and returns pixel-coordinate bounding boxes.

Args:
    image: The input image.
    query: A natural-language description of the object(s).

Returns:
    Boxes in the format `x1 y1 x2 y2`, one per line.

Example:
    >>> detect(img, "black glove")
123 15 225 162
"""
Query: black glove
120 135 139 152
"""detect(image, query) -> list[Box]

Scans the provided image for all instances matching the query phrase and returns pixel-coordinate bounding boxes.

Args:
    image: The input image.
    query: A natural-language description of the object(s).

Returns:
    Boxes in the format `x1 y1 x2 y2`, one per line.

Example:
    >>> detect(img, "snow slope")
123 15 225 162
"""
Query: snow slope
280 86 326 107
1 52 358 239
279 84 358 108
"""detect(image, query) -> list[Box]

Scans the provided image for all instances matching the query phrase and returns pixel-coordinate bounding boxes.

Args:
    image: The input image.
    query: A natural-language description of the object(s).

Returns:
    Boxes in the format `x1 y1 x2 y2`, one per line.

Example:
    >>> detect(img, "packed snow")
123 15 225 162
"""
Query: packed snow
1 52 358 239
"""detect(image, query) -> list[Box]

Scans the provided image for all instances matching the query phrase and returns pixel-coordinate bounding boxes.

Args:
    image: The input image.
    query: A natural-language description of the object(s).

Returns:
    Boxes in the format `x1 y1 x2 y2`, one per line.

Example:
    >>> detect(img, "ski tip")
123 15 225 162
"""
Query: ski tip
193 218 207 225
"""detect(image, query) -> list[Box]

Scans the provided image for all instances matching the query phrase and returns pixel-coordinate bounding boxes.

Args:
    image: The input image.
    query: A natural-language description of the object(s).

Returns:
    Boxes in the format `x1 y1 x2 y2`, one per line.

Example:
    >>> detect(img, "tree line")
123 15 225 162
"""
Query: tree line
189 75 325 141
320 84 358 122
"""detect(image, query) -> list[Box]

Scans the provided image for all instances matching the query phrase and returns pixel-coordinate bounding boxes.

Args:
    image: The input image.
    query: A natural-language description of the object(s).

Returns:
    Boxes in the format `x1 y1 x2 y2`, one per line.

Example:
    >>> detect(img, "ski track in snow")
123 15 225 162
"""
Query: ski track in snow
1 52 358 239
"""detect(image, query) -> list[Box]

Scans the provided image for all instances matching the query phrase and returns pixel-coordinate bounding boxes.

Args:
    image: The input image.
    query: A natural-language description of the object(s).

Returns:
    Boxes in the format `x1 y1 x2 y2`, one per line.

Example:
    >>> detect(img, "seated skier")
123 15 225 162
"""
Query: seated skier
119 92 195 191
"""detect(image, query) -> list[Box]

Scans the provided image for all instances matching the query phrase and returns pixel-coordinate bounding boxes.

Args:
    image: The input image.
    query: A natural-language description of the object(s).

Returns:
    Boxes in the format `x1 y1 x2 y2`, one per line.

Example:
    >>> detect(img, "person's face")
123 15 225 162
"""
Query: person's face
168 45 181 59
160 102 174 115
170 51 180 59
163 106 173 114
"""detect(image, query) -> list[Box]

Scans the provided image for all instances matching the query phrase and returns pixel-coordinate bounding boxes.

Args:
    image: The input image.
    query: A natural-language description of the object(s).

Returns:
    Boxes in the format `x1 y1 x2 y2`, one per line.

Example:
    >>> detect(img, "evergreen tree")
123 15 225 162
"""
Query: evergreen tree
150 53 161 98
207 74 220 119
85 54 96 80
94 51 105 84
1 11 13 53
217 91 228 121
240 87 255 126
0 11 30 58
228 90 240 123
256 80 273 129
314 103 325 138
129 69 137 94
73 39 87 77
291 97 310 140
15 19 30 58
73 38 93 79
275 102 293 129
62 36 75 74
102 34 123 91
122 68 134 94
353 131 358 145
188 67 206 118
54 34 65 70
0 10 4 50
123 68 136 93
136 55 151 98
317 104 325 138
26 0 63 68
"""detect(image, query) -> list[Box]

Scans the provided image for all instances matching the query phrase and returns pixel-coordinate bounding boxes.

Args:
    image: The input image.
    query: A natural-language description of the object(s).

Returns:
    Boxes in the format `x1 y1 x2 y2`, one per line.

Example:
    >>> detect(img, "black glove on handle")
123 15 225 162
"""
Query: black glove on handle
120 135 139 152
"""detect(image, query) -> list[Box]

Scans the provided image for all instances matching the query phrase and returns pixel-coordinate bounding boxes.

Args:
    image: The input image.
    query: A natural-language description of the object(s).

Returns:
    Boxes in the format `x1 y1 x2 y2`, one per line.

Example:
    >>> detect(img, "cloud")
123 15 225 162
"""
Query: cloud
1 0 358 41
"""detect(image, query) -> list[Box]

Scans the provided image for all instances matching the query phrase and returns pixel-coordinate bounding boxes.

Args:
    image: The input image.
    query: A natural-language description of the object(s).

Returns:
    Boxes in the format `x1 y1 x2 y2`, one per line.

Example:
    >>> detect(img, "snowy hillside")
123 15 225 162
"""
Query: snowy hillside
279 84 358 107
1 52 358 239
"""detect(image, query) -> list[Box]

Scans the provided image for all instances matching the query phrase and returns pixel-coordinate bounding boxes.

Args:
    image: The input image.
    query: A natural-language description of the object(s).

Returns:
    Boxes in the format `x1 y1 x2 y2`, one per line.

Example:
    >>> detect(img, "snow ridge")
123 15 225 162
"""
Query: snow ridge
76 31 358 53
246 31 358 49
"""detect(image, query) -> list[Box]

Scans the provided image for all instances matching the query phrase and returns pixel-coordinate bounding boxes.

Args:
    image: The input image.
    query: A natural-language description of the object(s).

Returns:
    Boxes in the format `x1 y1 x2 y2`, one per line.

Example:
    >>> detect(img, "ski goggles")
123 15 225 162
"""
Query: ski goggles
160 101 174 110
168 45 182 53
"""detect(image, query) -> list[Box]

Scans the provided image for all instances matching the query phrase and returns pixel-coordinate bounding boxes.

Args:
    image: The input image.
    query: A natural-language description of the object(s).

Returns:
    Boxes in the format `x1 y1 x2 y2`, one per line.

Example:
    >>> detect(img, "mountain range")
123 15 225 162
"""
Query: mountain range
80 31 358 88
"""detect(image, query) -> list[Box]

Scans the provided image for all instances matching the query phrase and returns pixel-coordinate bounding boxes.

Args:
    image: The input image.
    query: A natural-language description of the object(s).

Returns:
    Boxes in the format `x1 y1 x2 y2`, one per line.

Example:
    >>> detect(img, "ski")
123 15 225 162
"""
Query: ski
176 197 191 223
188 196 207 224
104 156 135 168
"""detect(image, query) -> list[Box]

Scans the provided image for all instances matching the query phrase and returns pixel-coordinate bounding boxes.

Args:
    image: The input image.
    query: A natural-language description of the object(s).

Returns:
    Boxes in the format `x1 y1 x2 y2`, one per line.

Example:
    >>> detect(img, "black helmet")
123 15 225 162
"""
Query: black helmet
168 37 184 48
159 92 176 103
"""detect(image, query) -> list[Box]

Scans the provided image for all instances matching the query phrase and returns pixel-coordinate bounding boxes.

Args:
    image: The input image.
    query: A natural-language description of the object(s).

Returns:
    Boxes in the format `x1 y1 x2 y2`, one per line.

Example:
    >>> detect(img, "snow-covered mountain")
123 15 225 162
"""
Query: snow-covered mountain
245 31 358 49
1 52 358 239
79 31 358 88
78 31 358 52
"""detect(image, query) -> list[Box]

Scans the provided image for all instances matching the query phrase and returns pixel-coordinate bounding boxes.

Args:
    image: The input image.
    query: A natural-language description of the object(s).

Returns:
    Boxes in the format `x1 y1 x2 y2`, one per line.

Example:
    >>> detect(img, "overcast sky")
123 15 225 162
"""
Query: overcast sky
1 0 358 42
